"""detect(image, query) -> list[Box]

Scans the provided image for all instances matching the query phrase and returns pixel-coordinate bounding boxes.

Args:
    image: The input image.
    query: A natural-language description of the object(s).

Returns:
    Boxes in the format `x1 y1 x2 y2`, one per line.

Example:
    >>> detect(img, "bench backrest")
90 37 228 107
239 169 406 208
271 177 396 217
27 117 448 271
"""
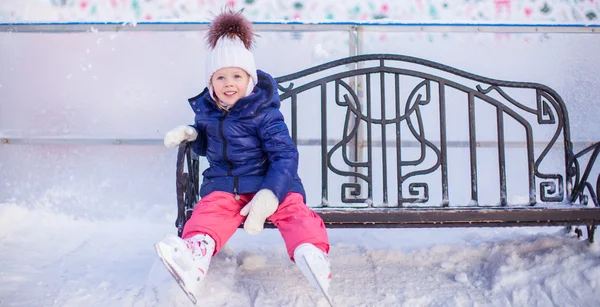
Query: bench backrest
274 54 574 208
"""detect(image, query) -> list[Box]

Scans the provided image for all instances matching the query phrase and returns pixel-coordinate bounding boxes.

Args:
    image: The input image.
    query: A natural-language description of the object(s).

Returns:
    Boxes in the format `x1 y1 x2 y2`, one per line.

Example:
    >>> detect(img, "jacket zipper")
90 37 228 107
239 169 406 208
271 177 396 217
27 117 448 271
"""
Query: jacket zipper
219 111 240 200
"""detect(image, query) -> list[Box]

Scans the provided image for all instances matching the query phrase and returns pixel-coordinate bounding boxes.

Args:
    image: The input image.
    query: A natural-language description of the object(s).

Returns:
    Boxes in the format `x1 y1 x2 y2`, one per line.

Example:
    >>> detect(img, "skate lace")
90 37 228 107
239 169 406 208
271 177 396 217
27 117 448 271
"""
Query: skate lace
185 238 210 259
310 251 331 280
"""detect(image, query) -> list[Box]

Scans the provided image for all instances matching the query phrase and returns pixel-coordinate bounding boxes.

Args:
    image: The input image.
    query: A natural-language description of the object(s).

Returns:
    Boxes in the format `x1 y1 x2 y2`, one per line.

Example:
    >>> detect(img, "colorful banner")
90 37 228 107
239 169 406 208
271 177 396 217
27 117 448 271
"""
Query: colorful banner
1 0 599 23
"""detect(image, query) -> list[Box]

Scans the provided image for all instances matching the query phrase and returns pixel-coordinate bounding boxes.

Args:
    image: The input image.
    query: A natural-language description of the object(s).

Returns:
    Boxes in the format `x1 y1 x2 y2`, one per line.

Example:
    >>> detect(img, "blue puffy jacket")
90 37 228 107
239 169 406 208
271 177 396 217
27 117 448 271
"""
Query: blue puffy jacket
187 70 306 204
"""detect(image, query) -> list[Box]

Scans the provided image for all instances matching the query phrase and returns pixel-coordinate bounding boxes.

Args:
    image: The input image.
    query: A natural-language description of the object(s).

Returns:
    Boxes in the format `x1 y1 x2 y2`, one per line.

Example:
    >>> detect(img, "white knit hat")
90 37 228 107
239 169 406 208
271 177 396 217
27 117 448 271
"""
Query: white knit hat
205 11 257 100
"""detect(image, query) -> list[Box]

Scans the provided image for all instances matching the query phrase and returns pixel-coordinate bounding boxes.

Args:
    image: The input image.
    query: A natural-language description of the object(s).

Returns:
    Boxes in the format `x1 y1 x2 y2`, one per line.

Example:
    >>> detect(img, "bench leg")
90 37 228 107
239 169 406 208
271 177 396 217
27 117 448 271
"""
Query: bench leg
587 224 597 244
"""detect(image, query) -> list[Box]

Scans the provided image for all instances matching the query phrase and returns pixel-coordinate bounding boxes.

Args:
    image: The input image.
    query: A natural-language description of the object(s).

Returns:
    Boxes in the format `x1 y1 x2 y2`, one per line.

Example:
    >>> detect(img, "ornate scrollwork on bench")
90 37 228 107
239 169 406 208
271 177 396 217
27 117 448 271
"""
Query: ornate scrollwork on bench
568 142 600 207
276 54 575 209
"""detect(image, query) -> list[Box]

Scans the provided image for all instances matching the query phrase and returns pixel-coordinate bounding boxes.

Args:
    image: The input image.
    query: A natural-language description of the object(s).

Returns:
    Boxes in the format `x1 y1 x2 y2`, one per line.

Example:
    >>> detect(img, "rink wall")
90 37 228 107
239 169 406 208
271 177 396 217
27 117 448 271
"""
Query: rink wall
0 22 599 218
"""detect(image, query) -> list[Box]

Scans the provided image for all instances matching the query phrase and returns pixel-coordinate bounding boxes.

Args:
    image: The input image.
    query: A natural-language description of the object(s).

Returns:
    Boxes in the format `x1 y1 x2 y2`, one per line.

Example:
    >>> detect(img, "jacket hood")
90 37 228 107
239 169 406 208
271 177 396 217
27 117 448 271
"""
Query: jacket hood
188 70 280 118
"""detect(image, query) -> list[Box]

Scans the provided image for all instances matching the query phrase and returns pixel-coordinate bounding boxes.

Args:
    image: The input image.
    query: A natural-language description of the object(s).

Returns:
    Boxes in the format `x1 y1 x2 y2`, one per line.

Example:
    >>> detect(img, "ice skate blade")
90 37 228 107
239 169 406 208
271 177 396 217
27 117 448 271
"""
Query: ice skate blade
155 243 198 305
302 255 334 307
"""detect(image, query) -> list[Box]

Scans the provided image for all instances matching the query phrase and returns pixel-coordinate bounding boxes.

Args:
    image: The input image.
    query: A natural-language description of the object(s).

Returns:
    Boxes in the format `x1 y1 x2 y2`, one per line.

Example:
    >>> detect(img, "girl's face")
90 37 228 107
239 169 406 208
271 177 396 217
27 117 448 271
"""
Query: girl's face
211 67 250 107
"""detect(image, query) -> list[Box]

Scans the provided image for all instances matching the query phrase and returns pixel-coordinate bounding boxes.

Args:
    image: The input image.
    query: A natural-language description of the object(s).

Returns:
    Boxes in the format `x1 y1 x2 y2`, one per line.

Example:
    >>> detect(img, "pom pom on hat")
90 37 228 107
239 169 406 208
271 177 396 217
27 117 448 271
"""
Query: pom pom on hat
205 10 258 100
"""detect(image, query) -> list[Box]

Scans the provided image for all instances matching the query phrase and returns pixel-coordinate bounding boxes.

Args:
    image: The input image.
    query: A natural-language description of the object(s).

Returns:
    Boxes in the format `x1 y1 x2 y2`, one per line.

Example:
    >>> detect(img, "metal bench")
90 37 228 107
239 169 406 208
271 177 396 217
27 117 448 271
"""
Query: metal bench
174 54 600 242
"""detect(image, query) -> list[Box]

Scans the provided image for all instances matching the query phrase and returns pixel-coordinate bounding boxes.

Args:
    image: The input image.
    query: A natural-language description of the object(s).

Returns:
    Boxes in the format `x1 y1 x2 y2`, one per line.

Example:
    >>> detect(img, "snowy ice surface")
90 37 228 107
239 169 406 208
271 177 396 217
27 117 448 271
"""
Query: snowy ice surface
1 201 599 307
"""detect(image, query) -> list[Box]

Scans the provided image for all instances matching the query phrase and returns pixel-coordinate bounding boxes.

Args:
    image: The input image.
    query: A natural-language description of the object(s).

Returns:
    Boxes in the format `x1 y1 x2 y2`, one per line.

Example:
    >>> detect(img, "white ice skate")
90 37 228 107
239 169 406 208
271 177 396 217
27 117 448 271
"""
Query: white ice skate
155 234 215 304
294 243 333 306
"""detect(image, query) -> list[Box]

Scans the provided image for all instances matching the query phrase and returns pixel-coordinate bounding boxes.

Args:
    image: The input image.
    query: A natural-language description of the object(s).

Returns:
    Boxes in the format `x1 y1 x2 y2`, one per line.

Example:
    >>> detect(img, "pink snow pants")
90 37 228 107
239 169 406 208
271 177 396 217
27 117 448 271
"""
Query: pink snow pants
182 191 330 261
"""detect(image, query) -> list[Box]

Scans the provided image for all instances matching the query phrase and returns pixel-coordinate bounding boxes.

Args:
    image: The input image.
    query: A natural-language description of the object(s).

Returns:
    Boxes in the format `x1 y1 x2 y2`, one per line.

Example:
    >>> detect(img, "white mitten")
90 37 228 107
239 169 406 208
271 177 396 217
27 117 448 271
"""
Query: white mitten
240 189 279 235
163 125 198 148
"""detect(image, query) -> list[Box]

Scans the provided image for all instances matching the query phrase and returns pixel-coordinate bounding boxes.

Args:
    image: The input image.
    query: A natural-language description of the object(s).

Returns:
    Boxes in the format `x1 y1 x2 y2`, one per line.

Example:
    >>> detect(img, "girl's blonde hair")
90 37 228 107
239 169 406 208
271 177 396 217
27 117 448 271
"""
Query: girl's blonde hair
209 80 230 111
215 100 228 111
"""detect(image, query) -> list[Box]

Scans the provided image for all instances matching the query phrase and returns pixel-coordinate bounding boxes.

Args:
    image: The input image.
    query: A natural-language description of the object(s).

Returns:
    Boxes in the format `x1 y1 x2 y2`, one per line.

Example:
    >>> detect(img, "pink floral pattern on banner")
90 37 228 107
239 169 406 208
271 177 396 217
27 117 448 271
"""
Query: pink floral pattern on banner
494 0 511 15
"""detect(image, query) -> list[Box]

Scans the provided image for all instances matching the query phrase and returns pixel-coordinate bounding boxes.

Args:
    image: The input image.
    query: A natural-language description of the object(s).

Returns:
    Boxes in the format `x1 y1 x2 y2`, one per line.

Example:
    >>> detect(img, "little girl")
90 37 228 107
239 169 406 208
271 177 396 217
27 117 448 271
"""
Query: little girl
155 10 332 304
